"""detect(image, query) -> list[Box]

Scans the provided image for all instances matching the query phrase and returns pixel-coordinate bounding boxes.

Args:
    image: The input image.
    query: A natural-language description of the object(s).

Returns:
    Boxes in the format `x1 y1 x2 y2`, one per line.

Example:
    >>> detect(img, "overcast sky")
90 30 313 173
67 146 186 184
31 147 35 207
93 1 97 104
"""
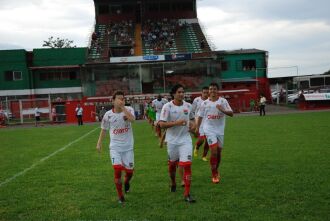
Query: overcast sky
0 0 329 77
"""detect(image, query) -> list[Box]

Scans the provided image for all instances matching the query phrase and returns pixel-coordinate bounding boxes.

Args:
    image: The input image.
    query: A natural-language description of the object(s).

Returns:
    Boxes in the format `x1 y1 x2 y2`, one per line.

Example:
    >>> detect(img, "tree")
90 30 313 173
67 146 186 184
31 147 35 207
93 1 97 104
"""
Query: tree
323 69 330 75
42 36 76 48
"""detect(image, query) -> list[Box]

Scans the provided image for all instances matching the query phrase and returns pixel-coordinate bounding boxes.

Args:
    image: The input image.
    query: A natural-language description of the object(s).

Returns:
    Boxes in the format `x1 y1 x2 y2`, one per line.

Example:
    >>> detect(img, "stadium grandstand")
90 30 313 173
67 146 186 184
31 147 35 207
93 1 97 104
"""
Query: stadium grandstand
84 0 217 97
0 0 271 124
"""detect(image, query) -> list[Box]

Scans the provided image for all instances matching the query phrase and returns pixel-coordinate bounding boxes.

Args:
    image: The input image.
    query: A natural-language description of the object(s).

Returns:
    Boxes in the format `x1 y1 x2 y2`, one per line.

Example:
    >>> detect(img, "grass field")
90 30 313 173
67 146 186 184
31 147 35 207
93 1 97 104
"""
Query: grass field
0 112 329 221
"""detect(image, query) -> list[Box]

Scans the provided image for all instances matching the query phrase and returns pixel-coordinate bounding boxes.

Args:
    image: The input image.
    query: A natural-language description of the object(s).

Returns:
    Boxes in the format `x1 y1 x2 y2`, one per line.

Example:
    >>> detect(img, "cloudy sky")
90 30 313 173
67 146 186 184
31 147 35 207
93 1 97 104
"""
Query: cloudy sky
0 0 329 77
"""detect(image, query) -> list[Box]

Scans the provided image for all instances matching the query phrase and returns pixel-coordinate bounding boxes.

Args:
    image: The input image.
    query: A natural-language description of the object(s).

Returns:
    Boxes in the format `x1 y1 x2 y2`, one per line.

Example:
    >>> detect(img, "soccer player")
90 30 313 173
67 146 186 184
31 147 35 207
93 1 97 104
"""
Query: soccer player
196 83 233 184
152 95 168 141
96 91 136 203
159 84 196 203
148 102 156 131
192 87 209 161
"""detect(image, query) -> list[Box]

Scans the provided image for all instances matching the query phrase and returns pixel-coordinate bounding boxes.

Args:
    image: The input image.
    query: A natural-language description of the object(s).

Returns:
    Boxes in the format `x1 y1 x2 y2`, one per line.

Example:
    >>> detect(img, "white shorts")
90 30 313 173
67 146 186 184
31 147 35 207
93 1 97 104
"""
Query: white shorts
110 149 134 170
167 142 193 165
205 134 224 148
198 125 205 137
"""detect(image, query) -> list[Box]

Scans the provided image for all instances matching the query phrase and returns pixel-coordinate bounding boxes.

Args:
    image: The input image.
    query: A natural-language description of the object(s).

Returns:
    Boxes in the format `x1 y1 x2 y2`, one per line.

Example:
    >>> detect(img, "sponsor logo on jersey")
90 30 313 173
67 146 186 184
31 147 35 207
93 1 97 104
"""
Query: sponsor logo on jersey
113 127 130 134
207 114 223 119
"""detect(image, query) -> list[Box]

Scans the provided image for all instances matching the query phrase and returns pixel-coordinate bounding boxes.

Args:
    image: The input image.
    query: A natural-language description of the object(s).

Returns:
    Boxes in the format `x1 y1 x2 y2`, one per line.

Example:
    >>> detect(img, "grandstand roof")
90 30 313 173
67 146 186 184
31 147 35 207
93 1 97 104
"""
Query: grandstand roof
216 49 267 55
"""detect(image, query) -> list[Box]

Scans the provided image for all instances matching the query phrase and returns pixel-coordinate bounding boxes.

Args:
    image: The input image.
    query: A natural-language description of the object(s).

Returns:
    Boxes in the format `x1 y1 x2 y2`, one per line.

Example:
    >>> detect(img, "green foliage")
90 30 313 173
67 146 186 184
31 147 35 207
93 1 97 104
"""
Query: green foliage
0 112 329 220
42 36 76 48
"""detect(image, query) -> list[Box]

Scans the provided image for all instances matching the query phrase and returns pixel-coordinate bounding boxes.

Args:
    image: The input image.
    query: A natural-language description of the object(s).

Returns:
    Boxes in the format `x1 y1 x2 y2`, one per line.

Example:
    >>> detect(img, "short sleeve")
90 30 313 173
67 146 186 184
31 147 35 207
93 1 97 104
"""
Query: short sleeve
160 104 170 122
189 107 195 120
197 102 206 118
191 98 198 114
101 113 110 130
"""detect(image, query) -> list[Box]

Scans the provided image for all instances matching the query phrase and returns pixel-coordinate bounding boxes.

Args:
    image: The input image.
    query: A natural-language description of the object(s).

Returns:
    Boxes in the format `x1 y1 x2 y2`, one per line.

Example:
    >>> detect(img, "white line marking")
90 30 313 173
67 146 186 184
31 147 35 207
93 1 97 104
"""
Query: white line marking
0 127 99 188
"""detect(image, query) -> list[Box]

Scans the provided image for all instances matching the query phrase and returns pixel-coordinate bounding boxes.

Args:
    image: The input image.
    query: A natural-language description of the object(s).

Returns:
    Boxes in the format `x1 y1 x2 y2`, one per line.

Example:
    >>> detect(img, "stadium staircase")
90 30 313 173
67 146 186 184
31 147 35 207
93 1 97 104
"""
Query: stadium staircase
176 23 211 54
88 24 106 59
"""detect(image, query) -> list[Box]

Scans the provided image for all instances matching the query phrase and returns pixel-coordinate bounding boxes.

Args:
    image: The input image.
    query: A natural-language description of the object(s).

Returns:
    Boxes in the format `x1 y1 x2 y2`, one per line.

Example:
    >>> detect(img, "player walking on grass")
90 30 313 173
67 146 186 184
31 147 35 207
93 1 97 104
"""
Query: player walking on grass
96 91 136 203
192 87 209 161
159 84 196 203
152 95 168 142
196 83 234 184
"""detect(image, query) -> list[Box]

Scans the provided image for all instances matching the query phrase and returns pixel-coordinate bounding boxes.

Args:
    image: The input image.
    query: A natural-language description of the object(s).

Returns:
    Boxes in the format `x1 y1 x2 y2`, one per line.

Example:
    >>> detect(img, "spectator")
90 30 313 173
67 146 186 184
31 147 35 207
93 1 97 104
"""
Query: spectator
259 95 266 116
75 104 83 126
130 47 135 56
200 39 205 49
34 106 41 127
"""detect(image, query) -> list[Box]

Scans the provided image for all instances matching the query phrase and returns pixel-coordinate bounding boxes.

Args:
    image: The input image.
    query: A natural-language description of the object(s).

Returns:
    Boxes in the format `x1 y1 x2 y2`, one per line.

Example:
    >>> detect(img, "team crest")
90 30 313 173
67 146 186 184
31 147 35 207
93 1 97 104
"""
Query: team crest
183 109 188 115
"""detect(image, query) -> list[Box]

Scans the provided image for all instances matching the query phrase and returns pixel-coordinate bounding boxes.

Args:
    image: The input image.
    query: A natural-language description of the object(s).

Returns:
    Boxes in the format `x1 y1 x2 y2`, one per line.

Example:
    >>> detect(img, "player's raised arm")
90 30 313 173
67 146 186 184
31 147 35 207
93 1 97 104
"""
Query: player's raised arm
216 101 234 117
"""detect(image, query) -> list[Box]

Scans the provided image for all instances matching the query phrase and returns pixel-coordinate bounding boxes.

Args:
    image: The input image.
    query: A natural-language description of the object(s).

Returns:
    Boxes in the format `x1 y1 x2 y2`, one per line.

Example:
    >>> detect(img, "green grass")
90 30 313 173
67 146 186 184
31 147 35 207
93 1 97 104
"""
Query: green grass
0 112 329 220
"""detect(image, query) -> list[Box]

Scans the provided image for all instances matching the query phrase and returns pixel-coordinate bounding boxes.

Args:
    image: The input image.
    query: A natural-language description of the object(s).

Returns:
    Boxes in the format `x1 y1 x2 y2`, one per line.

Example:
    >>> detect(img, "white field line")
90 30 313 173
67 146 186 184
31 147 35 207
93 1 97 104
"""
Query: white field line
0 127 99 188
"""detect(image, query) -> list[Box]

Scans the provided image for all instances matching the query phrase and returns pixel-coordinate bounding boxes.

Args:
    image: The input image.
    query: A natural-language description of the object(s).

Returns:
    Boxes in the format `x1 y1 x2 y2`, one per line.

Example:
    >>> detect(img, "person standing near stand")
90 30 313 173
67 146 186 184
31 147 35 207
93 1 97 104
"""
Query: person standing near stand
75 104 83 126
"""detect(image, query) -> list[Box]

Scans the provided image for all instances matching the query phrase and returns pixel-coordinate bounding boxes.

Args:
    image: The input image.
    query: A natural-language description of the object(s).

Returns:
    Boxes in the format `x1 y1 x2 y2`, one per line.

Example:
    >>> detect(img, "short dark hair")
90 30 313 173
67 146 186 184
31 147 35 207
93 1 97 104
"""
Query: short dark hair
202 86 209 91
170 84 184 98
209 82 219 90
112 90 125 100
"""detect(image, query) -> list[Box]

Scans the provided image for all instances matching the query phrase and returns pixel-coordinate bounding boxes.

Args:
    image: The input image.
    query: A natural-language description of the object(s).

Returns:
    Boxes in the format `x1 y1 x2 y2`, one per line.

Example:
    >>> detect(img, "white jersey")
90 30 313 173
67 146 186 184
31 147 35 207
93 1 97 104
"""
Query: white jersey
197 97 232 136
34 108 40 117
101 107 135 152
191 96 205 115
160 100 194 145
75 107 83 116
152 98 168 113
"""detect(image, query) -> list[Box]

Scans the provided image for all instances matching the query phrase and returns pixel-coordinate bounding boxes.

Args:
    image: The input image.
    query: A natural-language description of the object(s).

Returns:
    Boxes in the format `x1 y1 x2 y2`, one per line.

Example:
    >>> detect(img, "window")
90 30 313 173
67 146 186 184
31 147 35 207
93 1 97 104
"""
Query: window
310 77 324 87
40 73 48 81
4 71 22 81
242 60 256 71
69 71 77 80
299 80 309 89
13 71 22 80
325 77 330 86
38 70 78 81
5 71 13 81
221 61 230 71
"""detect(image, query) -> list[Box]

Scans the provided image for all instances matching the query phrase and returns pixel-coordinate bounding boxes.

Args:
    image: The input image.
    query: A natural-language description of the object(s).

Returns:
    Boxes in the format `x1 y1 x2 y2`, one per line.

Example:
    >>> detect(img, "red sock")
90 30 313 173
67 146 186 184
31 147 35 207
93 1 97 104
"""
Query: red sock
114 168 123 198
217 147 222 170
168 161 177 186
183 164 192 197
124 169 134 184
210 153 218 177
202 141 209 157
195 138 204 150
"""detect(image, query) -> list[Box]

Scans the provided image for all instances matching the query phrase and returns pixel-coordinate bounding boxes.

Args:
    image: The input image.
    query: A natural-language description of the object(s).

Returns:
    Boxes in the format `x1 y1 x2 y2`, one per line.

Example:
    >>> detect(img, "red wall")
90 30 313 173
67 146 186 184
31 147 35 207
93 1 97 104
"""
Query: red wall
65 100 96 124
